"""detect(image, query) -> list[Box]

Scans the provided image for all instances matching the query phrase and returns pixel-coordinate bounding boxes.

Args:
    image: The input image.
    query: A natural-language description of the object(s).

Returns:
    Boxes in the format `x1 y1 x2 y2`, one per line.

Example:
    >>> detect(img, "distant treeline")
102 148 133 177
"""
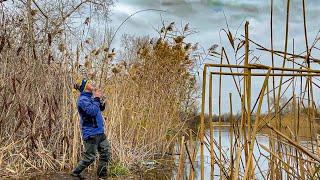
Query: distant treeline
189 106 320 123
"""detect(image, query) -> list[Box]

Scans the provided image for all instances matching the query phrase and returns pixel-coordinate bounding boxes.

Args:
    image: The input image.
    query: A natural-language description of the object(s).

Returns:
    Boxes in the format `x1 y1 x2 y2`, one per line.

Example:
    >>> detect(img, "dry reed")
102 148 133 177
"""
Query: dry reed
0 1 199 178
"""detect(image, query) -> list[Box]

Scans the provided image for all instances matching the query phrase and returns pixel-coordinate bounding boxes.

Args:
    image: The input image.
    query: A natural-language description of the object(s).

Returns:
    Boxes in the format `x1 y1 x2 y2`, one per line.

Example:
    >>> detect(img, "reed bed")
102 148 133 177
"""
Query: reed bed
1 0 320 179
187 0 320 179
0 0 199 178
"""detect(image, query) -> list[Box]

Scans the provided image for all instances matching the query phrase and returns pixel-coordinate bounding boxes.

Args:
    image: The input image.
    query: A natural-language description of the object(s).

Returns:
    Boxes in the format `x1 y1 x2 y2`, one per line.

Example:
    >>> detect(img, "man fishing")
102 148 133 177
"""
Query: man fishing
72 78 110 179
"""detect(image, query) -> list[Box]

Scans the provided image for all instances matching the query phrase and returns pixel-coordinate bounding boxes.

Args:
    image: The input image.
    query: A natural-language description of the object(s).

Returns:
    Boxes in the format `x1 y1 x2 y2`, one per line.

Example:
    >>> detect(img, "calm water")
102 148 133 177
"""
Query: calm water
173 127 269 179
172 127 316 180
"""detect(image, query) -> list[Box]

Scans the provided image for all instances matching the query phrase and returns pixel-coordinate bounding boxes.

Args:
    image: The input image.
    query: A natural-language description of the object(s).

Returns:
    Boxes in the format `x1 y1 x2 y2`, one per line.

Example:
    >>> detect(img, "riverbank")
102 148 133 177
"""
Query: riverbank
6 158 176 180
10 172 137 180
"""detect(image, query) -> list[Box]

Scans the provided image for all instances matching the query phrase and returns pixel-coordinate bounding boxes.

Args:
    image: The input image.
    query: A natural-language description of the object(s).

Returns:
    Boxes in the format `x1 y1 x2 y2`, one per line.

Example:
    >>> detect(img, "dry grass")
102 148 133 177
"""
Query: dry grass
1 0 320 179
0 1 199 178
192 0 320 178
103 33 199 166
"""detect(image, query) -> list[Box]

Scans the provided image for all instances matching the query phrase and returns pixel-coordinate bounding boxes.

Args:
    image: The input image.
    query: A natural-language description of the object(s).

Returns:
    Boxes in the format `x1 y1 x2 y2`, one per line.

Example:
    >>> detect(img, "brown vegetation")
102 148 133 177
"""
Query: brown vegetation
191 0 320 179
0 0 199 177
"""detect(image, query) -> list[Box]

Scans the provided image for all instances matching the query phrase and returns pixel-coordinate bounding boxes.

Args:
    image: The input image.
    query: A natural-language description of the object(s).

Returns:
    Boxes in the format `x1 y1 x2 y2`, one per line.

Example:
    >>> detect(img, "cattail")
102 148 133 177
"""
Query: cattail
84 17 90 25
166 22 175 31
48 33 52 46
184 55 190 61
156 37 162 44
108 50 116 58
185 43 192 51
112 67 120 74
84 60 92 68
150 38 155 44
56 29 64 34
173 44 182 51
95 49 100 56
208 44 218 53
85 38 91 44
91 49 97 55
137 48 142 55
12 77 16 94
16 47 23 56
131 76 137 81
30 9 37 16
58 43 65 52
160 26 166 33
6 38 11 49
192 42 199 51
184 23 189 32
174 36 184 44
108 54 115 59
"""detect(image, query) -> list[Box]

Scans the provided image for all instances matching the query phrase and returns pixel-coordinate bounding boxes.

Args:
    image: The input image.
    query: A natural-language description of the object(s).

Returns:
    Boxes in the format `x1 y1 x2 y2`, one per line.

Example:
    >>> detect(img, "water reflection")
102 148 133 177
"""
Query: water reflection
171 126 316 180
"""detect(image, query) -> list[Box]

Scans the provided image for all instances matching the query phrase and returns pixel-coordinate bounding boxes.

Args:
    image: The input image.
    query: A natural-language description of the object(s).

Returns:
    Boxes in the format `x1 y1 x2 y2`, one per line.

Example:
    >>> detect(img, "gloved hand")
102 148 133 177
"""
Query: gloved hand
100 101 106 111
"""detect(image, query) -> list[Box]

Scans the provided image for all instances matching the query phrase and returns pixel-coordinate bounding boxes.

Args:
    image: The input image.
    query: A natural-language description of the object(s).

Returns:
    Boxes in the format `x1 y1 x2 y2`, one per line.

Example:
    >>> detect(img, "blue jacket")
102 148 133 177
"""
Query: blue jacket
77 92 105 140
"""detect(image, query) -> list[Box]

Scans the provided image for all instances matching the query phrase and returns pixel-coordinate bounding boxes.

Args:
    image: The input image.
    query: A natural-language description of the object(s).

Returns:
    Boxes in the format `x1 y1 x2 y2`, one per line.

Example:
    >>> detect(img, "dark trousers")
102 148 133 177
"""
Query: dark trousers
72 134 111 177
